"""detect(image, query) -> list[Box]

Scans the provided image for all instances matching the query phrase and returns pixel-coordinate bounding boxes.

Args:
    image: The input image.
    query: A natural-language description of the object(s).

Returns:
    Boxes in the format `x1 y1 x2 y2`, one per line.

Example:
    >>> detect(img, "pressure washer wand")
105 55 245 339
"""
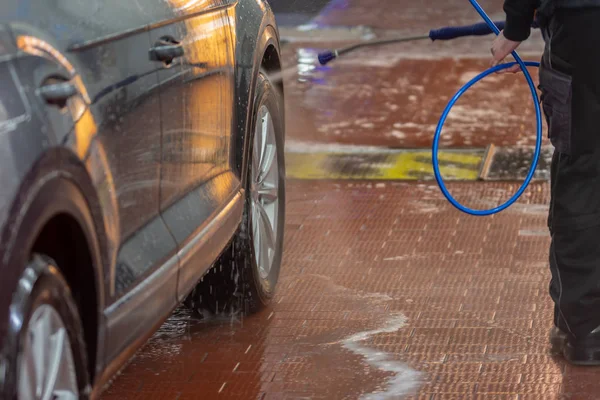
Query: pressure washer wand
318 20 539 65
318 34 431 65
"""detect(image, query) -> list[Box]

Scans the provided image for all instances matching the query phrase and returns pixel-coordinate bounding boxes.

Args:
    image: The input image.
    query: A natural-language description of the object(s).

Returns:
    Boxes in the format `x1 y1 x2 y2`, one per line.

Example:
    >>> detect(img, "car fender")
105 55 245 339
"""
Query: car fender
0 146 107 383
232 0 282 187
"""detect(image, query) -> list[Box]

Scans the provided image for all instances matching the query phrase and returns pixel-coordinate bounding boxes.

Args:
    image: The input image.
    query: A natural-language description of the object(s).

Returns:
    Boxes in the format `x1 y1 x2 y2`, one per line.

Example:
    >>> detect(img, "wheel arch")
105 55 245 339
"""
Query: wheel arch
235 22 284 190
0 146 107 387
261 39 284 100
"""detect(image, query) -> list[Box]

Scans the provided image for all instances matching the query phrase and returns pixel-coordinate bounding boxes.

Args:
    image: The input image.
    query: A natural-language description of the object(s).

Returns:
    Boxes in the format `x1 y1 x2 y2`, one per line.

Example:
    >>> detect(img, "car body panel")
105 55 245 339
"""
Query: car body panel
147 0 241 300
154 6 236 215
102 253 179 367
4 14 181 384
0 47 33 235
171 172 243 301
0 25 49 353
0 0 282 395
56 19 169 302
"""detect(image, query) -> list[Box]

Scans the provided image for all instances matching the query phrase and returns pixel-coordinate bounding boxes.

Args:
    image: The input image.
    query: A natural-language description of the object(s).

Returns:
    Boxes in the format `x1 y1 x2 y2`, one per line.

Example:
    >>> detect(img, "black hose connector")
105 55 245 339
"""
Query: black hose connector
318 51 337 66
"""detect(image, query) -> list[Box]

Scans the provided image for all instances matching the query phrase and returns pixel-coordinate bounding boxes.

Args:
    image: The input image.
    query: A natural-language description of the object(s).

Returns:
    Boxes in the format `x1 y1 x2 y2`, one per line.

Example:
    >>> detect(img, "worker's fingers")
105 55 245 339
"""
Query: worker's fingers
495 63 522 74
506 64 522 73
495 61 526 73
490 30 523 73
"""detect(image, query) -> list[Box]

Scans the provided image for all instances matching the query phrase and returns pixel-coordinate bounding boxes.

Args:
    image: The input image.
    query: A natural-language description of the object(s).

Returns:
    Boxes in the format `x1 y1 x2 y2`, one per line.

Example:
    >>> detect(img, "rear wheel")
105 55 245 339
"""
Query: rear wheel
186 71 285 318
1 255 90 399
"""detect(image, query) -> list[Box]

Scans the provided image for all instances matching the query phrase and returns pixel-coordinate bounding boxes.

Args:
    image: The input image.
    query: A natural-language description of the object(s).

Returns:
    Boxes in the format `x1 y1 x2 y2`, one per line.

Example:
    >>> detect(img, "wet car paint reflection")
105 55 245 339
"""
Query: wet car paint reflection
157 3 235 211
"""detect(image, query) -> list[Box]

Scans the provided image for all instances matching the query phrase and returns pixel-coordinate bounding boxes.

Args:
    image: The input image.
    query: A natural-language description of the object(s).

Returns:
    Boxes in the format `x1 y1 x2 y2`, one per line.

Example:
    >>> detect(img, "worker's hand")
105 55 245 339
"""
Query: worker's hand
490 31 522 73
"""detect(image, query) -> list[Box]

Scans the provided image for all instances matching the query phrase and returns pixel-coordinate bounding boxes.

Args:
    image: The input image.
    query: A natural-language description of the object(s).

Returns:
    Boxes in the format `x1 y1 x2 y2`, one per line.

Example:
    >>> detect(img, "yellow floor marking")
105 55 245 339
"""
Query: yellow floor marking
285 150 484 180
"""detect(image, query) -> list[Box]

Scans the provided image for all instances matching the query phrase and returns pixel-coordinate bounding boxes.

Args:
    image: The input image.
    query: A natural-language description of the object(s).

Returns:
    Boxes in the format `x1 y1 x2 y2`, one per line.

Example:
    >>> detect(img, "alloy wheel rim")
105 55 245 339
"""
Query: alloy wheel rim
18 304 78 400
250 105 280 280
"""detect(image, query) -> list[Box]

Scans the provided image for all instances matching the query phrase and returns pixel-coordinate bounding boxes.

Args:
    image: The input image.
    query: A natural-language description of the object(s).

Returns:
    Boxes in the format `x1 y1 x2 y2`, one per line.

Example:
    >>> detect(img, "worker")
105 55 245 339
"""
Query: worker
490 0 600 365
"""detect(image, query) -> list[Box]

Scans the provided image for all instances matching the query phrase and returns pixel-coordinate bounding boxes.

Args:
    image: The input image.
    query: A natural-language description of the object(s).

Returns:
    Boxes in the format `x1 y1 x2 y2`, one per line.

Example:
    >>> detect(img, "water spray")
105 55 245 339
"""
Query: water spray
317 1 543 216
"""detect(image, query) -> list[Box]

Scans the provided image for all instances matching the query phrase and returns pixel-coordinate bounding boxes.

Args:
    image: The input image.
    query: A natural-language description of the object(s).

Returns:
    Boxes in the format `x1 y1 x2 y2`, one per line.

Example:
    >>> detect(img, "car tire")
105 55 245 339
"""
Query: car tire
186 71 285 318
1 254 91 399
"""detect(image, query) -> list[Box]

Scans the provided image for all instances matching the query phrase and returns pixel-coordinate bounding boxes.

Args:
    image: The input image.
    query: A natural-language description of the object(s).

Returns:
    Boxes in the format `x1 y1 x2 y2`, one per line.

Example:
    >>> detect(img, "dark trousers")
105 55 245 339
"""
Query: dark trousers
541 8 600 338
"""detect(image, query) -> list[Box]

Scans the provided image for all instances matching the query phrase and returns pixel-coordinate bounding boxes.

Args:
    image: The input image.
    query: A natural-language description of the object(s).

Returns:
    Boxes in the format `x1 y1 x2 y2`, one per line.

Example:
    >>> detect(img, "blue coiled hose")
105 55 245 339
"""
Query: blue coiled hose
432 0 542 215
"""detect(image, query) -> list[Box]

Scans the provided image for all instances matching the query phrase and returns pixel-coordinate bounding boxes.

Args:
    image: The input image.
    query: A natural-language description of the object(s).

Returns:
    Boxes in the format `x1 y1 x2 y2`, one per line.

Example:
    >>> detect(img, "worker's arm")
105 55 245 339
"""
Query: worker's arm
503 0 538 41
489 0 538 73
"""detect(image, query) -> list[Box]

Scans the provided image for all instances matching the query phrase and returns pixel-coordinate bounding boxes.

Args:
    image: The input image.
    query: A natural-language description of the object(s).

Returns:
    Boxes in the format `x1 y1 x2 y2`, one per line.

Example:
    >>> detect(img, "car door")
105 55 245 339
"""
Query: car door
8 0 180 367
148 0 241 300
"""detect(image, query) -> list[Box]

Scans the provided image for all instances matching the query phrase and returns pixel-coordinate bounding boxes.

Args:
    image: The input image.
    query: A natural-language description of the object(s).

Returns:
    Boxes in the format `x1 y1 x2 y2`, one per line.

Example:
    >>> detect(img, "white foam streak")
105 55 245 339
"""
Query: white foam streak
342 315 422 399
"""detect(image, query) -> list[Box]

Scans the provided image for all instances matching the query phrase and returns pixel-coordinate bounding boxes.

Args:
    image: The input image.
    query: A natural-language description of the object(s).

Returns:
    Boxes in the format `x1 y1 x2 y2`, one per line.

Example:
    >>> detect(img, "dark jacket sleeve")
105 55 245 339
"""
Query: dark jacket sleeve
503 0 538 41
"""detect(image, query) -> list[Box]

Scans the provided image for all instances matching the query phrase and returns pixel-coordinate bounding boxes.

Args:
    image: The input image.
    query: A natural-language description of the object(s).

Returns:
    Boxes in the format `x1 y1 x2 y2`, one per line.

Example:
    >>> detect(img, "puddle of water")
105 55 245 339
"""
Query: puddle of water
505 203 549 216
285 139 399 154
284 274 423 398
280 25 376 42
296 48 333 83
518 229 548 237
486 146 553 181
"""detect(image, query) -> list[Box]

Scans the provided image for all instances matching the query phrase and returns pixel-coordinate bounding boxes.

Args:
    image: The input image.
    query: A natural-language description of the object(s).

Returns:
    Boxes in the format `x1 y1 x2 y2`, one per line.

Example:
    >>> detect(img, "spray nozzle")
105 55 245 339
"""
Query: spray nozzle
318 51 337 66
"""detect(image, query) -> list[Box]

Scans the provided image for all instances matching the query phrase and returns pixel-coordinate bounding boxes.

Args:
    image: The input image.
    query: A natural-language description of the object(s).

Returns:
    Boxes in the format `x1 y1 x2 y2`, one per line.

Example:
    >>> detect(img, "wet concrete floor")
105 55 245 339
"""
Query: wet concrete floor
100 1 599 399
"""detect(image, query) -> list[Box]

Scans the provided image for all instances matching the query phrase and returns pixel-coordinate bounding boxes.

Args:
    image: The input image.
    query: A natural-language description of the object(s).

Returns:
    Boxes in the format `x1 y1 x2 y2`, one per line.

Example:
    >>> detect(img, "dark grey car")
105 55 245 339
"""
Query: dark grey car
0 0 286 398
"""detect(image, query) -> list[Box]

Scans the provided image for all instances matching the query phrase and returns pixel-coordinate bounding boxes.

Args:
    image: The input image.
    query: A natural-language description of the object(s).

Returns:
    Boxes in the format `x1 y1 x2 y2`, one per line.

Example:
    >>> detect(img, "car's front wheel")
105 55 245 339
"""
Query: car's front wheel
1 255 90 400
186 71 285 317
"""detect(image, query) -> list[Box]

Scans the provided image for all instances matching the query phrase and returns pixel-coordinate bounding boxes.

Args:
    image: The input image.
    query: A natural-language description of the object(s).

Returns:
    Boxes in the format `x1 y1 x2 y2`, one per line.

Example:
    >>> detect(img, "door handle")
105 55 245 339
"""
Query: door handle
38 81 78 107
149 43 185 64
